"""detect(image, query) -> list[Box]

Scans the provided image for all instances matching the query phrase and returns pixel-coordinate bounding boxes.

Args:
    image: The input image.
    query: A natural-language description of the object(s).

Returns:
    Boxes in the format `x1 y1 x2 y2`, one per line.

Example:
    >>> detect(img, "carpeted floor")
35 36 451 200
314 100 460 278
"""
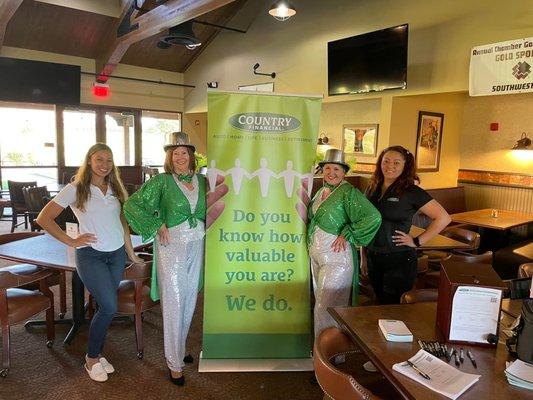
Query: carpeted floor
0 223 401 400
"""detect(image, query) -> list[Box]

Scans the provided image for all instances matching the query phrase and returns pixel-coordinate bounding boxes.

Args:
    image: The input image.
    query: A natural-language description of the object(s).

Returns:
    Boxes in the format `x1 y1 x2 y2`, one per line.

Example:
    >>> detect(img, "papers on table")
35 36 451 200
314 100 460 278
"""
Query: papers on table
505 359 533 390
378 319 413 342
393 350 480 400
449 286 501 343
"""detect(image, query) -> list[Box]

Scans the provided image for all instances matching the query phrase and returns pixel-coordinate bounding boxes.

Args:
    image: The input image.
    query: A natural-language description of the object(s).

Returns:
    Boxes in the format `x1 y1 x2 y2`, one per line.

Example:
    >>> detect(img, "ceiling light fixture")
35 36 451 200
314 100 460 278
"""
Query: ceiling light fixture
268 1 296 21
253 63 276 79
512 132 531 150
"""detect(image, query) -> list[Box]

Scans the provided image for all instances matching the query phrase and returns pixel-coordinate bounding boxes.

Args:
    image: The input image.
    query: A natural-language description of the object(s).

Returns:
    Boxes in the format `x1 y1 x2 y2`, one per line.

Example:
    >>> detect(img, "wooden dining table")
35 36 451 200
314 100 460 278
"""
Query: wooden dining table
451 209 533 230
0 234 146 345
329 302 528 400
409 226 472 250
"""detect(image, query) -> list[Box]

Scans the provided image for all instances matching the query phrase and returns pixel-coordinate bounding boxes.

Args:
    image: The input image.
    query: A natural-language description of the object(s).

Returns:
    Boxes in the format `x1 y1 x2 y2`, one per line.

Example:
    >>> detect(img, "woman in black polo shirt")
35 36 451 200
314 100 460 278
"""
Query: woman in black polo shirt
363 146 451 305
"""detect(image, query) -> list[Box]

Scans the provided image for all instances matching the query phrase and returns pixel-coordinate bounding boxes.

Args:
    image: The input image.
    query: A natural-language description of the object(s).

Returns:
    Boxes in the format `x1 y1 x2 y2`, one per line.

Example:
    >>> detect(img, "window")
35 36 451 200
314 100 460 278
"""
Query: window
0 104 57 187
106 111 135 166
141 111 181 166
63 109 97 166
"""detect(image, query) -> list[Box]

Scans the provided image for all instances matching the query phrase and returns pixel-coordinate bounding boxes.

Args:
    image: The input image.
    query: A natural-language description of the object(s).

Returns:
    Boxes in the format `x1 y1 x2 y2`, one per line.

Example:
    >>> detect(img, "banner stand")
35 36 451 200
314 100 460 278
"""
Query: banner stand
198 352 313 372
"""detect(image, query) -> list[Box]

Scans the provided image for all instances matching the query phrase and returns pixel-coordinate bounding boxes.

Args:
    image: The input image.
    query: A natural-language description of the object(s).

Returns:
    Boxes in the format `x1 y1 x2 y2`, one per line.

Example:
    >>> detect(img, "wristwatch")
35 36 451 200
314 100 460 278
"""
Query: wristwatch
413 236 421 247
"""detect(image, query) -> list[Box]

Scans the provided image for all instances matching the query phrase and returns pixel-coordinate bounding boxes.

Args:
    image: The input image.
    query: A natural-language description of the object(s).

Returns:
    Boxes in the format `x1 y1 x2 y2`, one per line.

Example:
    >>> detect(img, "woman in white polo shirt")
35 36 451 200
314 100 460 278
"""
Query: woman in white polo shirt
36 143 142 382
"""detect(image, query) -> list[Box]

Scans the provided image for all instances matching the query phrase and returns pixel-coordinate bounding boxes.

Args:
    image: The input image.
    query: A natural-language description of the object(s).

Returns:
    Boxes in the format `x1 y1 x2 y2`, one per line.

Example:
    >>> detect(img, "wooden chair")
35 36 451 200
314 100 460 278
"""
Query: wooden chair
0 265 55 377
7 180 37 232
141 166 159 183
88 253 158 359
424 227 481 267
425 251 493 288
518 262 533 278
314 327 382 400
400 289 438 304
22 186 51 231
0 232 67 319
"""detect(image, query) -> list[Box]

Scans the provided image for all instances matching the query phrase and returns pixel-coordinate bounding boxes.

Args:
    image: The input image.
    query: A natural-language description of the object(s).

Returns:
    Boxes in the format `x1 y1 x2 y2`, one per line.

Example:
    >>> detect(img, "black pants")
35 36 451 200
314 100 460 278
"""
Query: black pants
367 249 417 305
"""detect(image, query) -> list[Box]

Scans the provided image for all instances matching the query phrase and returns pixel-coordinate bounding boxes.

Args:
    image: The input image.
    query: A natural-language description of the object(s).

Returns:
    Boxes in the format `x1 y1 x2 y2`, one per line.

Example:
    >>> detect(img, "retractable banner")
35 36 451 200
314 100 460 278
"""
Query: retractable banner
203 90 321 360
469 36 533 96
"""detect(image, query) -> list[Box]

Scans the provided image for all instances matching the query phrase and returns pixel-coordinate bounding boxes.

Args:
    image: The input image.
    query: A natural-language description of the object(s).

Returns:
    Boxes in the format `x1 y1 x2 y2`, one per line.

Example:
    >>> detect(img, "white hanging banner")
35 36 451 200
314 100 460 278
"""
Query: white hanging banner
469 37 533 96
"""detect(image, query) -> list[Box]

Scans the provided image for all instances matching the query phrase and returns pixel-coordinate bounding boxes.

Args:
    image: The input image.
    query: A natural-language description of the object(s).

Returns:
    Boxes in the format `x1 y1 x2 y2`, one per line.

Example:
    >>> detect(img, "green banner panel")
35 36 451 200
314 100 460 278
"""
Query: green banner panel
203 90 322 359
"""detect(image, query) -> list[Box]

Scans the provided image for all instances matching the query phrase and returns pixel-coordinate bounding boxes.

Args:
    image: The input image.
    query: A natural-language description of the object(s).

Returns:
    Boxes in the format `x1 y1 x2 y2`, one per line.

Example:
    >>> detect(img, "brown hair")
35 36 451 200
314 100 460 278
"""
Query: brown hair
367 145 419 197
163 146 196 174
73 143 128 211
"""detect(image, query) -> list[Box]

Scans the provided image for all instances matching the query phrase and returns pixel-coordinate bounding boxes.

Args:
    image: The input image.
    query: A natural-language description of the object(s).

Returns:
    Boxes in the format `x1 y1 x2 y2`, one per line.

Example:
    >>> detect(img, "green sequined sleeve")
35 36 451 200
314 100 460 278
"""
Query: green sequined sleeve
123 176 164 242
340 187 381 247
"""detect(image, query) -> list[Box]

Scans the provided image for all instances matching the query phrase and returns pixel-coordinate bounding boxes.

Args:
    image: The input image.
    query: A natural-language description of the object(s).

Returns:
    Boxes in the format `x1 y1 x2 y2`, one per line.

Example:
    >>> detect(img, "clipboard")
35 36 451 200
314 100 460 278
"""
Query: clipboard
436 261 506 347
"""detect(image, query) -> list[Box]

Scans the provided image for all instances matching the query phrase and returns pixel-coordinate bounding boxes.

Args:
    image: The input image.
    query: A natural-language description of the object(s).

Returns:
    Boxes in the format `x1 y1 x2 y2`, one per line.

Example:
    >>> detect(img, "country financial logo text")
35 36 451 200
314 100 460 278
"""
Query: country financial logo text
229 113 301 133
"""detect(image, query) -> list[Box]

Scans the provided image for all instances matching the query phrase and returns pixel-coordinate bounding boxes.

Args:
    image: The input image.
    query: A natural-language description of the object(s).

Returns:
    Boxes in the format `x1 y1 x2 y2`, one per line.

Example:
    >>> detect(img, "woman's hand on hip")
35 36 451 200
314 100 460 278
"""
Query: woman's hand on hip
331 235 347 253
158 224 170 246
392 230 416 247
129 254 145 264
69 233 97 247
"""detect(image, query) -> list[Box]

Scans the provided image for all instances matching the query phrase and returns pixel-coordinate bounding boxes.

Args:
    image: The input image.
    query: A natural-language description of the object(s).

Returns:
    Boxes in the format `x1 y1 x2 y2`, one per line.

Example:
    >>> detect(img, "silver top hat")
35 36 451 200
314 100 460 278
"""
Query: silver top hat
318 148 350 172
163 131 196 152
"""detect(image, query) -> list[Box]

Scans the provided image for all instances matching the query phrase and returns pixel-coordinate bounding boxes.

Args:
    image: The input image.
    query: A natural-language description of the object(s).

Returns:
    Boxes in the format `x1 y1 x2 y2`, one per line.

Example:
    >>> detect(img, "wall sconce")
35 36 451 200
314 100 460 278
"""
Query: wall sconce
317 132 329 146
268 1 296 21
512 132 531 150
253 63 276 79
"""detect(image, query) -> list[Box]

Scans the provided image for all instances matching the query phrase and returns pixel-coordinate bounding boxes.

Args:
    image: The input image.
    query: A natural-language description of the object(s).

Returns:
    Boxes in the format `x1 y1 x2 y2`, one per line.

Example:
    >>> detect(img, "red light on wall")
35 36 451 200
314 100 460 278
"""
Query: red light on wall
92 82 110 98
490 122 499 131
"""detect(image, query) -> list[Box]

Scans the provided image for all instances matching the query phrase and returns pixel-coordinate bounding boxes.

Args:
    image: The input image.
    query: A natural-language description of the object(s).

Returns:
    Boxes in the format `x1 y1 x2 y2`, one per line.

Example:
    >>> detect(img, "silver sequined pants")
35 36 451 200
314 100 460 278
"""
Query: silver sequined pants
309 228 354 339
156 224 204 372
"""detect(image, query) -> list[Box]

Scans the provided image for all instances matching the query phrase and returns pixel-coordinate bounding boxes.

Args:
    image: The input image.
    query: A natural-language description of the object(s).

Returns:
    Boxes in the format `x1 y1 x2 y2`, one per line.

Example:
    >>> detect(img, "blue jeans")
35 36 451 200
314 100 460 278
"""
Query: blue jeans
76 245 126 358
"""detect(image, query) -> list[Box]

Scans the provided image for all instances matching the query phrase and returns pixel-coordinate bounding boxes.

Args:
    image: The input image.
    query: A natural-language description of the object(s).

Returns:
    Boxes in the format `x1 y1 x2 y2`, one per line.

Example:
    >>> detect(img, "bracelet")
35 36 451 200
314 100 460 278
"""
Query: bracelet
413 236 421 247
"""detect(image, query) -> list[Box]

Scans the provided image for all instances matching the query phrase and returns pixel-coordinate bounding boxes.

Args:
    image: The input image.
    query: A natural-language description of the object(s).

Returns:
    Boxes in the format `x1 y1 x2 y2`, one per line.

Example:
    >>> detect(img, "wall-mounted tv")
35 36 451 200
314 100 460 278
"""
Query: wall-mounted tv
328 24 408 96
0 57 80 105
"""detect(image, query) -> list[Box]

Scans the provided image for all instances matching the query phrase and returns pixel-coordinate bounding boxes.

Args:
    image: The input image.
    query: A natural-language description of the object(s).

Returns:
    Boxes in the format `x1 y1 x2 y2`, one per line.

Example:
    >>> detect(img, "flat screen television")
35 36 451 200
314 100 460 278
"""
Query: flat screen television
328 24 408 96
0 57 80 105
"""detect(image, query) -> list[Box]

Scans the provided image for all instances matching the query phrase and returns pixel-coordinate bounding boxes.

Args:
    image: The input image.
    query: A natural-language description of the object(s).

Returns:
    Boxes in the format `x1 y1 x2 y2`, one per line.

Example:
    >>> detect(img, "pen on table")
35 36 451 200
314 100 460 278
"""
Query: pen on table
454 349 460 367
445 346 452 362
406 360 431 380
459 348 464 364
467 349 477 369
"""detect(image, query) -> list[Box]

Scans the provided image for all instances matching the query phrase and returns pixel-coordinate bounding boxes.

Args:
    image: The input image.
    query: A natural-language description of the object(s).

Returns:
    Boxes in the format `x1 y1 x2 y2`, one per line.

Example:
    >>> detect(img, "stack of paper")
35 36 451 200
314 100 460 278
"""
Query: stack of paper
505 359 533 390
393 350 480 400
378 319 413 342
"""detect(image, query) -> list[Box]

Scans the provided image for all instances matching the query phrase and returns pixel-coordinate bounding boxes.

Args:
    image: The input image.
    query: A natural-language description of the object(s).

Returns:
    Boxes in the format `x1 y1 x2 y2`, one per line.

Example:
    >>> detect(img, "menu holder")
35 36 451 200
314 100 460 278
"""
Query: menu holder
436 261 506 347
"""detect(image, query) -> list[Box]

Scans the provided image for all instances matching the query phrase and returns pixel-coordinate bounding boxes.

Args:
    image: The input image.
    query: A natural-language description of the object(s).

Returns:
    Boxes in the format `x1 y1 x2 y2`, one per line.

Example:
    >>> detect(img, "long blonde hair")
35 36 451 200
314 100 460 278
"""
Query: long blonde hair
73 143 128 211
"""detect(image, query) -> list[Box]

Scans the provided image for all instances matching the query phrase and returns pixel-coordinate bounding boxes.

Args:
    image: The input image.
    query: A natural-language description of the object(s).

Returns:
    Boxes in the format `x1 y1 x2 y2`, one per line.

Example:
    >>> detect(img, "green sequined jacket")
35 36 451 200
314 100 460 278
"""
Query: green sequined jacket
307 181 381 304
123 173 206 300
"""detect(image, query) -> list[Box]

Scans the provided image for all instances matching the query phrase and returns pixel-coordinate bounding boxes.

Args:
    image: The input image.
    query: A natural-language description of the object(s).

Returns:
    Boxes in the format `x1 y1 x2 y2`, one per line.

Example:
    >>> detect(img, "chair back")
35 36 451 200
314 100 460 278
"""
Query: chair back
0 231 43 245
7 180 37 211
0 268 52 290
448 251 493 265
518 263 533 278
313 327 381 400
400 289 438 304
22 186 50 213
142 166 159 183
122 253 153 281
442 227 481 251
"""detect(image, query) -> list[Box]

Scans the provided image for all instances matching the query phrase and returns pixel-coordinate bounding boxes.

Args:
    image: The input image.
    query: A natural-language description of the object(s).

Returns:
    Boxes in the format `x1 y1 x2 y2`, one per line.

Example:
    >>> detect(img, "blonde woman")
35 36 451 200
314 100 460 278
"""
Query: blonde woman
36 143 143 382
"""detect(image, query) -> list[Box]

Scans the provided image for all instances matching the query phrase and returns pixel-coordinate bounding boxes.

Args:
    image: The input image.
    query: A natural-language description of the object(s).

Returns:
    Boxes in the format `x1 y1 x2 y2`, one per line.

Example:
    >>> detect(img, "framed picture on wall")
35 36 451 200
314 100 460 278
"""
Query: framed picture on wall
415 111 444 172
342 124 379 157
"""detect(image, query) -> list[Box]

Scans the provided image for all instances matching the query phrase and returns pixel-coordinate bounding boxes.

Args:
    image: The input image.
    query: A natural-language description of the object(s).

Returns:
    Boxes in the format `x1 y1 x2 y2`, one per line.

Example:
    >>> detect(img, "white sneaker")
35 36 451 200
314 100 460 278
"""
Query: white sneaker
85 362 108 382
363 361 378 372
99 357 115 374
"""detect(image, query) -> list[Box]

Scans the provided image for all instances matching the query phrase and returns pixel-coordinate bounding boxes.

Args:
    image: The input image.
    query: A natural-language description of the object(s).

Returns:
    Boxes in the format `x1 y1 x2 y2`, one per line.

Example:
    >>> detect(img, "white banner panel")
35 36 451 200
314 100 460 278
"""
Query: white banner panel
469 37 533 96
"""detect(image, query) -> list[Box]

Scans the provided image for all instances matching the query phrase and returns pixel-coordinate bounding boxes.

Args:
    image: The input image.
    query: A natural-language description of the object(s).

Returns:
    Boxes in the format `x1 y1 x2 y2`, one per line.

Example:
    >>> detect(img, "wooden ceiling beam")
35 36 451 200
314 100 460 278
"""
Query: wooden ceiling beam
0 0 23 48
96 0 235 81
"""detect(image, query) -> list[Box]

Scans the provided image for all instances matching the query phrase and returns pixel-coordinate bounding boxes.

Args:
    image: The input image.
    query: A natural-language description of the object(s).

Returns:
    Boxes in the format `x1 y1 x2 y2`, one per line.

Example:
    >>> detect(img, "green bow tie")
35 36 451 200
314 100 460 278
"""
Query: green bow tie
323 182 339 191
177 173 193 183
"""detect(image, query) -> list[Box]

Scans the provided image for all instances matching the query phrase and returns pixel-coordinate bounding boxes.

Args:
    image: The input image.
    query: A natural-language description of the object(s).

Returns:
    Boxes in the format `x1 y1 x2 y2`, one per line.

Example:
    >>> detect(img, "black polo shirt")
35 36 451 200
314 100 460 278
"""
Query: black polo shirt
366 185 432 253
